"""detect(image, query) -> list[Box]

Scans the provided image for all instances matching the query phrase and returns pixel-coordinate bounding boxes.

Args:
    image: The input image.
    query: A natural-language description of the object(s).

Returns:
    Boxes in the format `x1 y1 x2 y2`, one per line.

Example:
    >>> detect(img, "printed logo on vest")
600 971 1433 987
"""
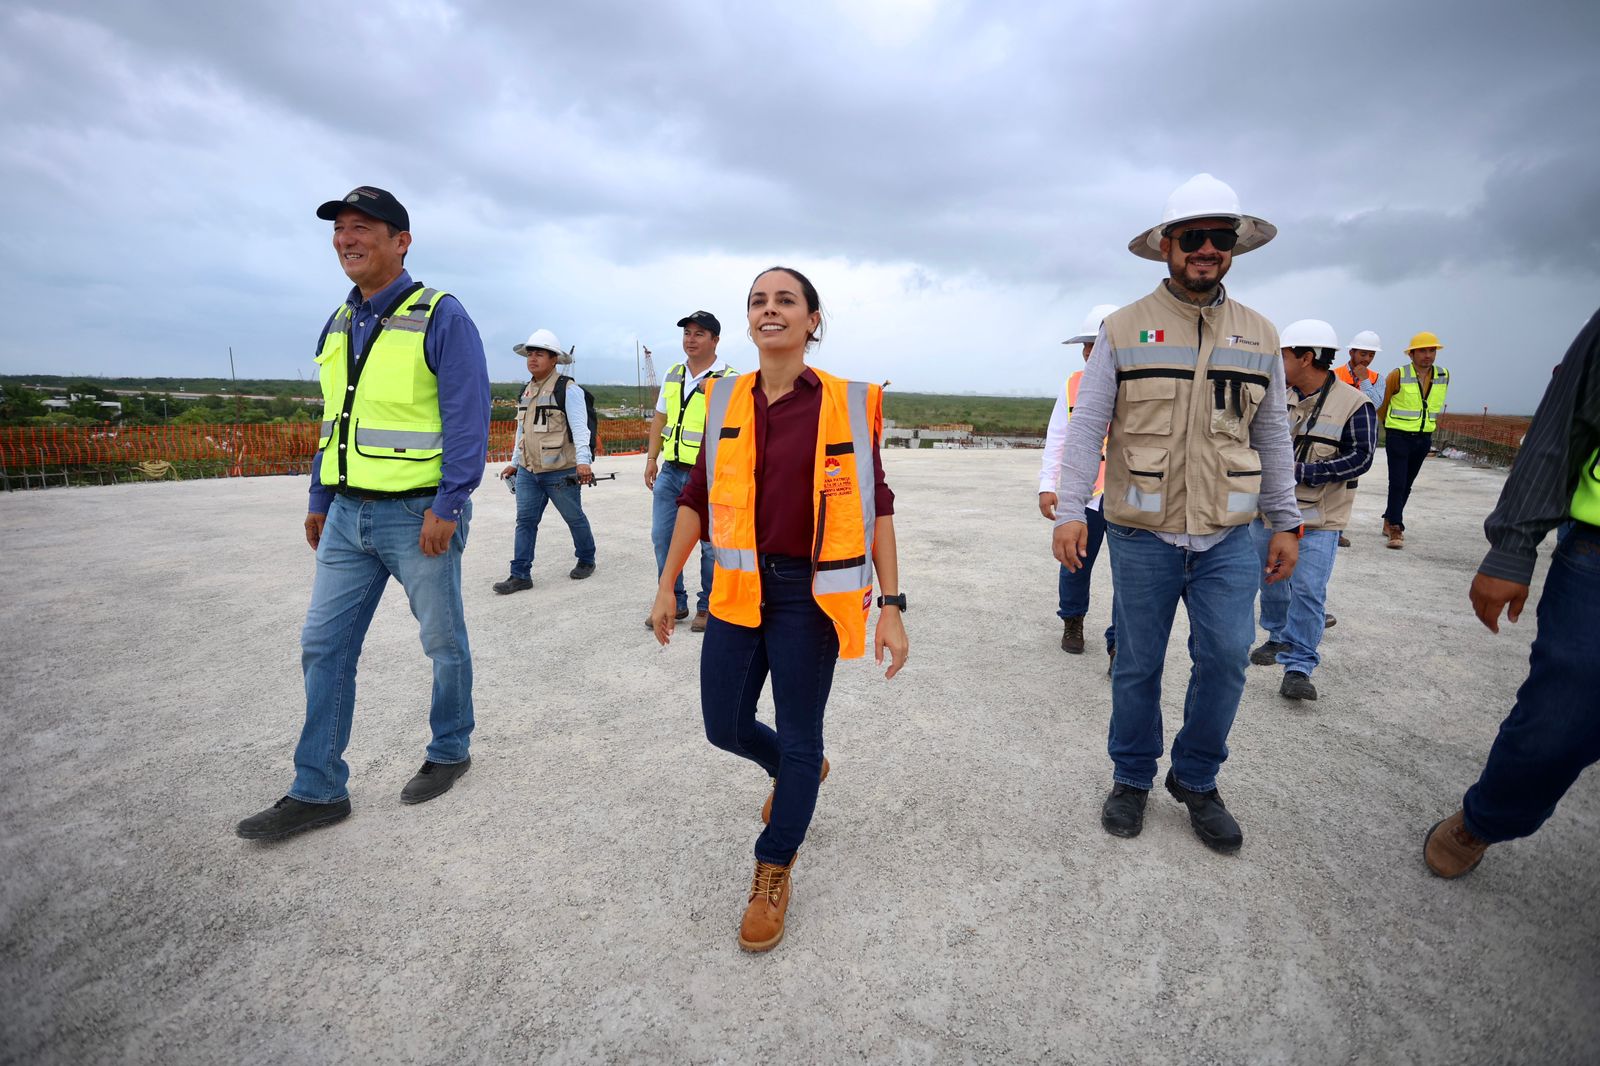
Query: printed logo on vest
1226 335 1262 347
1138 329 1165 343
824 457 842 477
863 591 874 611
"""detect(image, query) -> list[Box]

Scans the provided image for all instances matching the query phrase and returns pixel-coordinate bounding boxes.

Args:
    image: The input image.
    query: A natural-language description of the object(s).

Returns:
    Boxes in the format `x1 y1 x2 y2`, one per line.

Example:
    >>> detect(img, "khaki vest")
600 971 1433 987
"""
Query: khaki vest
1287 376 1372 532
517 372 578 472
1101 282 1282 534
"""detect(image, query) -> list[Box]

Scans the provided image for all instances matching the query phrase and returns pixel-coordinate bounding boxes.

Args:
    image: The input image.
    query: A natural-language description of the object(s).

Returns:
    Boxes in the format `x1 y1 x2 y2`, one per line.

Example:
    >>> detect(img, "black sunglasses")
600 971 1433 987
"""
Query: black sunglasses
1175 227 1239 253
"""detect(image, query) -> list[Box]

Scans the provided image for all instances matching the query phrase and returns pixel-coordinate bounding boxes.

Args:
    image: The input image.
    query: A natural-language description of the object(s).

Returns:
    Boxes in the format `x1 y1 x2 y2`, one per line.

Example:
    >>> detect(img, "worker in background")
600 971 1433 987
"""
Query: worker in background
1039 303 1119 662
644 311 736 632
1054 173 1300 855
1425 307 1600 879
1334 329 1384 547
237 186 491 841
1376 332 1451 549
1249 320 1375 701
492 329 596 592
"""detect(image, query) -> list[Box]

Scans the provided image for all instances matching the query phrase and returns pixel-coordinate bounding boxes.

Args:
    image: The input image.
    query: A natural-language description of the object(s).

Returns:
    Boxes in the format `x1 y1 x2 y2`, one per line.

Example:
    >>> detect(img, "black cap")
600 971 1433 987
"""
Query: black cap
316 186 409 231
676 310 721 336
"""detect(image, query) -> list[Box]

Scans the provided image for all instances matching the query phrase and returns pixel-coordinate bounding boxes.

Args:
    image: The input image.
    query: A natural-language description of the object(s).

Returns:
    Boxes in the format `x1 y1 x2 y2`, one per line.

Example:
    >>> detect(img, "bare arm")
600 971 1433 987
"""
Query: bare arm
872 515 908 679
649 505 704 643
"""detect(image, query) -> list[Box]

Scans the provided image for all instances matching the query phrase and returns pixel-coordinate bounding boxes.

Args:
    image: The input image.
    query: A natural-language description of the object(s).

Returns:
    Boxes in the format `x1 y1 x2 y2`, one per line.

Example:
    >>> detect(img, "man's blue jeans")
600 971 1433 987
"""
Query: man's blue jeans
510 465 596 579
653 461 713 613
1105 522 1258 792
1252 519 1339 676
1057 505 1116 651
699 554 837 867
293 494 474 803
1463 522 1600 842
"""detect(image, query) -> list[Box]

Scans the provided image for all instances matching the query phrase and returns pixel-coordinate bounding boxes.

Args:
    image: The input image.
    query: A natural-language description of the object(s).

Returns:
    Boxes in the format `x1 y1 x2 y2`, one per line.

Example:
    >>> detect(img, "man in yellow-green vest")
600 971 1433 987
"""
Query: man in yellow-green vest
1425 307 1600 879
1376 331 1451 548
644 310 737 633
237 186 491 842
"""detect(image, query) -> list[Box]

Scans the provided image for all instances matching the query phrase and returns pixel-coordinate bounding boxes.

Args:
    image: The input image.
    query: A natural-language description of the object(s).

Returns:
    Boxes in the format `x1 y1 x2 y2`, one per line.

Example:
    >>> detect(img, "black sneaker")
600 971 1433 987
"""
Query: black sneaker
236 795 351 841
1280 671 1318 701
493 576 533 595
1324 613 1337 629
401 757 472 805
569 562 596 580
1164 770 1243 853
1100 782 1149 838
1250 640 1287 666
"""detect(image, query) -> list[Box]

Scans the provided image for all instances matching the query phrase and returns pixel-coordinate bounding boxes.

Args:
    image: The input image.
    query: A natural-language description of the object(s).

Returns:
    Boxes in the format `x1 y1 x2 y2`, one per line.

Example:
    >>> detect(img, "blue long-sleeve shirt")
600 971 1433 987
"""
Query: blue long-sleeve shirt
1295 396 1377 486
308 270 491 522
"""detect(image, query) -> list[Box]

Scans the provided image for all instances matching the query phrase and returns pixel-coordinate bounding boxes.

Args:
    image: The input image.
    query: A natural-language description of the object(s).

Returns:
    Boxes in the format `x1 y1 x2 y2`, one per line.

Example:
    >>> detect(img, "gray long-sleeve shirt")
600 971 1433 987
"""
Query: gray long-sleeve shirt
1479 307 1600 584
1055 312 1300 549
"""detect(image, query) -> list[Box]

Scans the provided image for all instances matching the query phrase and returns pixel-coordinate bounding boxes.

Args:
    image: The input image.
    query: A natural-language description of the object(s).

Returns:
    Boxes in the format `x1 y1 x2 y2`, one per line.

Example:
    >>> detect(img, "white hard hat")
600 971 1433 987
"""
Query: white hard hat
513 328 574 365
1064 303 1120 345
1128 173 1277 261
1280 319 1339 351
1348 330 1383 353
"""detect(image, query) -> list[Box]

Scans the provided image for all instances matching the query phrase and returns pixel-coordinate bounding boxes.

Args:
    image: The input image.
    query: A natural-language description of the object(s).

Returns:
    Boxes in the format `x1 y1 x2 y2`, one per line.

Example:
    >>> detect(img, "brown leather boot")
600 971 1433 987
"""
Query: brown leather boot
761 757 829 824
738 858 795 952
1387 527 1405 549
1060 615 1086 654
1424 810 1489 878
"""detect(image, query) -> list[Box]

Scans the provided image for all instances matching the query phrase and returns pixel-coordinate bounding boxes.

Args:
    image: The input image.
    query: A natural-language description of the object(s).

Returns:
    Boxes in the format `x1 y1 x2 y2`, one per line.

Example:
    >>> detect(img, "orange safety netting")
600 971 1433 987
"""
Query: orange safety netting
1433 414 1531 451
0 419 652 479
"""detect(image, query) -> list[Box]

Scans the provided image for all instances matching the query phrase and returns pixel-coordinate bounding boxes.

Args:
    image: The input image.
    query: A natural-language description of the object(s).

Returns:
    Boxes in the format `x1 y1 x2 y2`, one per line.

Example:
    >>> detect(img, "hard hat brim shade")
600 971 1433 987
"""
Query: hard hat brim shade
1063 334 1096 344
1127 214 1277 261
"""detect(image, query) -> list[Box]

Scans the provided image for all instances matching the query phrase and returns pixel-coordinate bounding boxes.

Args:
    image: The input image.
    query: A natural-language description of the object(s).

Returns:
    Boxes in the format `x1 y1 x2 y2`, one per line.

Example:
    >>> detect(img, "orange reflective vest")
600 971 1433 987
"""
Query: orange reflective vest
1066 370 1106 496
1334 365 1379 388
702 369 883 659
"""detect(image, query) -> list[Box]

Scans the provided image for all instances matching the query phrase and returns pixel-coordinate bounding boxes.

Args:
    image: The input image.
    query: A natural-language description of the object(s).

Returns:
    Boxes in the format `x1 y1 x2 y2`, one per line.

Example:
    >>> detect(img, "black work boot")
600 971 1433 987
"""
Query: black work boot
1100 782 1149 838
1280 671 1318 701
401 758 472 805
236 795 351 841
1164 770 1243 854
493 576 532 595
1061 615 1086 654
1250 640 1288 666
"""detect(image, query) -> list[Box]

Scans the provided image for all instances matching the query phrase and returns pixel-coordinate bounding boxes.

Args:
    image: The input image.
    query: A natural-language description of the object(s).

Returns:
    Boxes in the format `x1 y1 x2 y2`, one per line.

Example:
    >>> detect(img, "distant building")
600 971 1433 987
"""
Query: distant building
882 419 973 449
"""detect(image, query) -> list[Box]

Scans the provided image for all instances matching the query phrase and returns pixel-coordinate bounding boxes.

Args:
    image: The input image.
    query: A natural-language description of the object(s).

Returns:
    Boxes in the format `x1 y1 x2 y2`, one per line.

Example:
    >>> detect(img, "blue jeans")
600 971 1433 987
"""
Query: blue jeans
1105 522 1258 792
700 554 838 866
293 494 474 803
653 461 713 613
1057 505 1117 650
1462 522 1600 842
1252 520 1339 676
1383 429 1432 530
510 465 595 579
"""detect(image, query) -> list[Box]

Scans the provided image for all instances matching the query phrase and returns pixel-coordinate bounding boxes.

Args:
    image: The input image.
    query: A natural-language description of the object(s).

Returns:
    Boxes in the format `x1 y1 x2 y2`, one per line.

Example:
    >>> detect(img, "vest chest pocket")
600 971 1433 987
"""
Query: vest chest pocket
1209 380 1266 442
1121 446 1168 514
1118 377 1177 436
707 478 751 541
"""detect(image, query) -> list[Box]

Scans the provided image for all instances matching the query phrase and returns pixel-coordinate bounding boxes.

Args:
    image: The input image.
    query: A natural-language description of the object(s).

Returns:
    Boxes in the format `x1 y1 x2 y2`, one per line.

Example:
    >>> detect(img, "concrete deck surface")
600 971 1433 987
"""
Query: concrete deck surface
1 449 1595 1065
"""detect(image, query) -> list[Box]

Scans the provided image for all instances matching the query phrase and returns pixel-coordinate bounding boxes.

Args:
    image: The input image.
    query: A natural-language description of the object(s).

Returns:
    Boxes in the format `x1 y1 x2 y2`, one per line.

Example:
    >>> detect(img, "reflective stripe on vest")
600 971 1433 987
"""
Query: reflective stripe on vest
1066 369 1106 497
1384 364 1449 432
314 286 447 493
1335 365 1378 387
1572 447 1600 524
661 362 732 465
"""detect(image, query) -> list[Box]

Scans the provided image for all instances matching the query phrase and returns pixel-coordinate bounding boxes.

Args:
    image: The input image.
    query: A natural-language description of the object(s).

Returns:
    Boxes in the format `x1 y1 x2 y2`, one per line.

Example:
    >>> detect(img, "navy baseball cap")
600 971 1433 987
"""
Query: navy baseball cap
316 186 409 231
676 310 721 335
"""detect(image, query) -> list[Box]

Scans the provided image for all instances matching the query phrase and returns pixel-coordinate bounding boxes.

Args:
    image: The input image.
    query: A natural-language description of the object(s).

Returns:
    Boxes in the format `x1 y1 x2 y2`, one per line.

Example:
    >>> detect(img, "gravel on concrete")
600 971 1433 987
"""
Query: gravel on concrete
1 449 1595 1065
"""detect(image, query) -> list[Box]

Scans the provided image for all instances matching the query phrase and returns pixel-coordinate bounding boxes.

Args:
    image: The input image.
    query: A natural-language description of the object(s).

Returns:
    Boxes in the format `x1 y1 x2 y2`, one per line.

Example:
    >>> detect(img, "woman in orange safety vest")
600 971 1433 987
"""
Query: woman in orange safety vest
650 265 909 954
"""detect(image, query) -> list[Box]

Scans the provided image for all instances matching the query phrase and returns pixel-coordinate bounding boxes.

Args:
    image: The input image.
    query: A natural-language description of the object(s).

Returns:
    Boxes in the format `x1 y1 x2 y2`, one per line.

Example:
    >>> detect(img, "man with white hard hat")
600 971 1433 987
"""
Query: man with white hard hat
1039 302 1119 661
1330 330 1383 547
492 329 598 593
1248 319 1376 701
1053 173 1301 854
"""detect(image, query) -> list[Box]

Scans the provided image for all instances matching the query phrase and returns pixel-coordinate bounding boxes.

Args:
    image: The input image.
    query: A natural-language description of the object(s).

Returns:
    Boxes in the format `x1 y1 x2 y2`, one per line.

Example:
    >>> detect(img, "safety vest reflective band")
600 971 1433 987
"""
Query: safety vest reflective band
661 362 734 465
1384 363 1450 432
1573 448 1600 524
314 284 449 494
702 369 882 659
1066 370 1106 497
1335 365 1379 388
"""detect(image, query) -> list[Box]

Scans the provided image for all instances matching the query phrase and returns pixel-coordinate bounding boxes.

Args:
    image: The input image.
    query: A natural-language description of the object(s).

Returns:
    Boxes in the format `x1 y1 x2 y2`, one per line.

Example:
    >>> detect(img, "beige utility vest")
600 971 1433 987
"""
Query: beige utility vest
1102 282 1281 534
1287 376 1372 532
517 372 578 473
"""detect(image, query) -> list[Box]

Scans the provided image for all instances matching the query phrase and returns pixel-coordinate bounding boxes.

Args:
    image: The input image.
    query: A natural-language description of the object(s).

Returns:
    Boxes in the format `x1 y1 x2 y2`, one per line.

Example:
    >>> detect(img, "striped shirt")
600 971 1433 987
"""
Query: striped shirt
1479 308 1600 585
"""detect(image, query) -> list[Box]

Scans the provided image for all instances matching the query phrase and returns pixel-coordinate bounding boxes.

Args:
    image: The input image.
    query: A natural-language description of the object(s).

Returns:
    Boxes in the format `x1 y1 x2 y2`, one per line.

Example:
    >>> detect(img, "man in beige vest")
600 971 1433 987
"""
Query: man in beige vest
1053 173 1301 854
493 329 596 593
1248 319 1376 702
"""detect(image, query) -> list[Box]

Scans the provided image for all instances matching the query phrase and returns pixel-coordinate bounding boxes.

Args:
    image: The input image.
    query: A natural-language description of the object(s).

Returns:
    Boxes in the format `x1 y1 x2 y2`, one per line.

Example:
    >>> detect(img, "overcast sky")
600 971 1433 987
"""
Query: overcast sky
2 0 1596 412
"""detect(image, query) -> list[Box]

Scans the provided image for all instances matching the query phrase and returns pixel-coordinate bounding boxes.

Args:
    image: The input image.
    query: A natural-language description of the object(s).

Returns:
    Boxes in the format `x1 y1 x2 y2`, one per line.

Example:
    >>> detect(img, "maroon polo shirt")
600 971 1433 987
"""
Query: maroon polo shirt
677 368 895 558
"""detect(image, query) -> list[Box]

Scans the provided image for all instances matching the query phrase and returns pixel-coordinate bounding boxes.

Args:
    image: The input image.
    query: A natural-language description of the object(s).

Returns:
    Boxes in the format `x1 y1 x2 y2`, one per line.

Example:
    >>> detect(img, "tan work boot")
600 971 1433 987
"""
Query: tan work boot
738 858 795 952
1387 527 1405 549
1424 810 1488 878
761 757 829 824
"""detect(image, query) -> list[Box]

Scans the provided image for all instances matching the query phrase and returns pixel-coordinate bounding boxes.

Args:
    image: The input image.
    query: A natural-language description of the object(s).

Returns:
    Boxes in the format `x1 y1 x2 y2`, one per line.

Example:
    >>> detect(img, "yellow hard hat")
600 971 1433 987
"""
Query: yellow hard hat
1404 330 1443 352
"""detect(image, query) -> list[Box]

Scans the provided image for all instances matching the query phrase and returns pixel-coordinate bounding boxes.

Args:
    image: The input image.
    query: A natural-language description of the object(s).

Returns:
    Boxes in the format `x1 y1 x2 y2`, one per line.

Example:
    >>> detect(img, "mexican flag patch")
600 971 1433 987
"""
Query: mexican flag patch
1139 329 1165 343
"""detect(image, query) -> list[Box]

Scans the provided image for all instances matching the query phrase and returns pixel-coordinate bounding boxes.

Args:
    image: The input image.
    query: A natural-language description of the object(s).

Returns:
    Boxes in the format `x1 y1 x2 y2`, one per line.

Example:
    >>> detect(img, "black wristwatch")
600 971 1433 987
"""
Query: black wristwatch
877 593 907 611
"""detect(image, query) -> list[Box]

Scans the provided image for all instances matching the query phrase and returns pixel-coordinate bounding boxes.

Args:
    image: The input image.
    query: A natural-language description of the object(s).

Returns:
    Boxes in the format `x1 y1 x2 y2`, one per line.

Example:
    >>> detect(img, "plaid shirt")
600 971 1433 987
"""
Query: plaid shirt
1294 398 1377 487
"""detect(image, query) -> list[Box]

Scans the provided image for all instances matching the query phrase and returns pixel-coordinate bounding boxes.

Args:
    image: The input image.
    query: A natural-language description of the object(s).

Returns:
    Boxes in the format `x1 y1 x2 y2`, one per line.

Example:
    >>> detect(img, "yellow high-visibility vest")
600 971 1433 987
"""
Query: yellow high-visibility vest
1572 448 1600 525
1384 363 1450 433
660 362 734 465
